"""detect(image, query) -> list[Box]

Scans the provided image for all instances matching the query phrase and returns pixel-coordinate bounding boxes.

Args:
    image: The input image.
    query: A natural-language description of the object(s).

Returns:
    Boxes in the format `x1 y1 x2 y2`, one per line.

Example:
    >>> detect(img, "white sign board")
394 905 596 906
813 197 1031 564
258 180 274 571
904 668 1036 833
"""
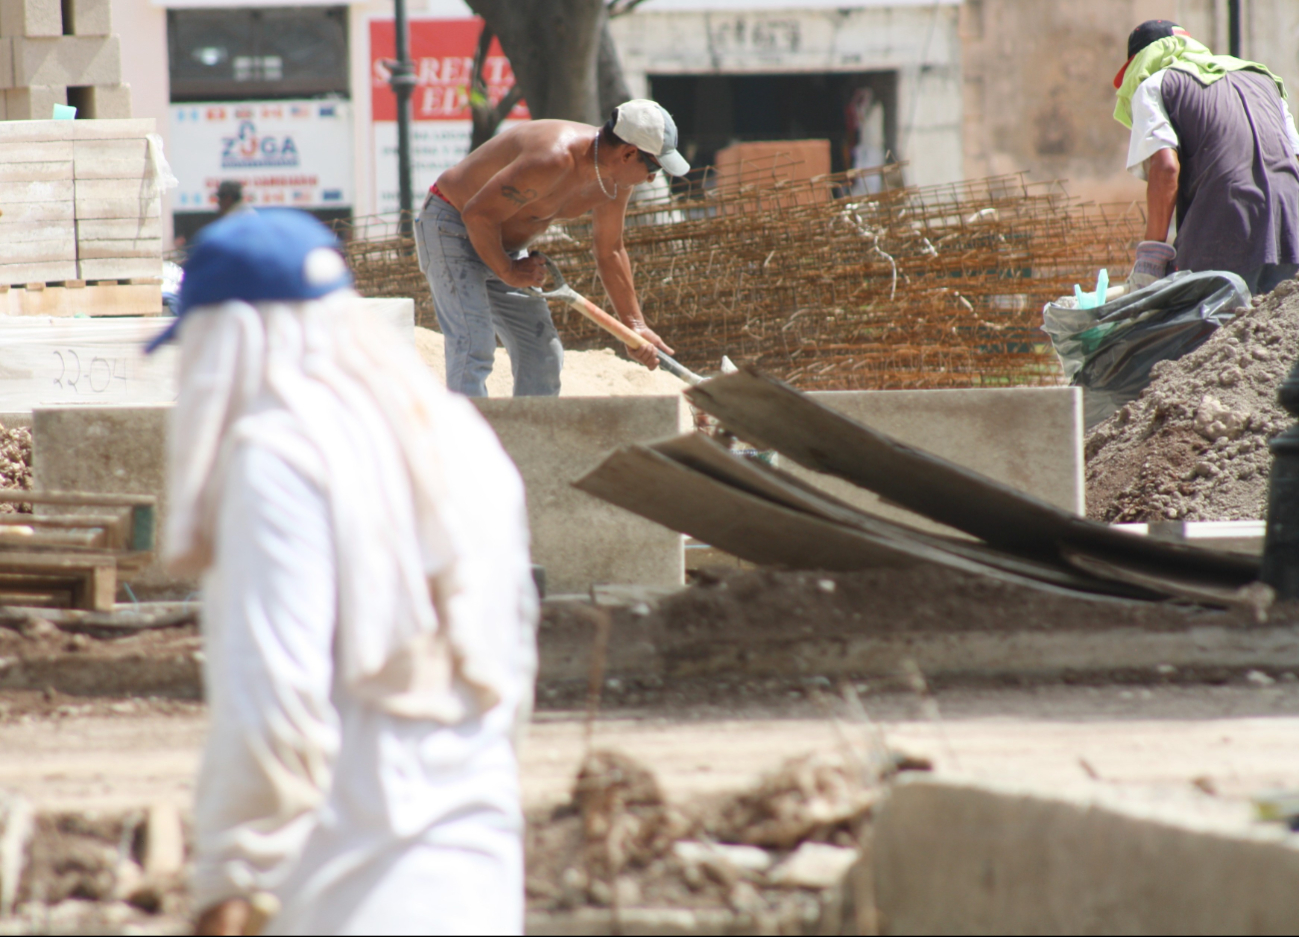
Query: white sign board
169 100 354 212
0 300 414 411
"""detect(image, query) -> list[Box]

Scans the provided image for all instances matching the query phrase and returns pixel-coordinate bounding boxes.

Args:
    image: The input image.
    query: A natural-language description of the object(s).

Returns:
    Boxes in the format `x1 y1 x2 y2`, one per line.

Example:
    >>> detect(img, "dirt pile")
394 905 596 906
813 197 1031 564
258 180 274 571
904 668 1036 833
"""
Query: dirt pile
1085 280 1299 522
0 423 32 513
414 327 688 397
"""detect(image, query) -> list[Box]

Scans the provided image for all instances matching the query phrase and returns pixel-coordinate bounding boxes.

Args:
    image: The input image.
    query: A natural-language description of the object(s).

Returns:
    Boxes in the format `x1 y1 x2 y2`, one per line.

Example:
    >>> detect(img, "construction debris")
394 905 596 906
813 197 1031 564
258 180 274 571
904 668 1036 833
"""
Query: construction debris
338 161 1141 391
577 369 1261 607
1087 279 1299 523
0 425 33 513
528 746 884 930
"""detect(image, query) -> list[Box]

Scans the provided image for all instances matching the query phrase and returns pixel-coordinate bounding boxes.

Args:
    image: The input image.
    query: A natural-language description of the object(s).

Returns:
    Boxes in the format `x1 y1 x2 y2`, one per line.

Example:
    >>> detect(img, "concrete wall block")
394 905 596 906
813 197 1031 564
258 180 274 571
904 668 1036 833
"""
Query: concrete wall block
12 35 119 87
0 0 60 38
471 396 687 595
2 83 64 120
0 37 13 89
789 387 1084 537
64 0 110 36
76 82 129 118
32 405 181 593
875 776 1299 934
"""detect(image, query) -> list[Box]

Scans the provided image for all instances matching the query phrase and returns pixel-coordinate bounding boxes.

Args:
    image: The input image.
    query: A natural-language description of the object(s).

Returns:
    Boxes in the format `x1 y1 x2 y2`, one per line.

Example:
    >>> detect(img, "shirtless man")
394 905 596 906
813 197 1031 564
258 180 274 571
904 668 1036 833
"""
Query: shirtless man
416 99 689 396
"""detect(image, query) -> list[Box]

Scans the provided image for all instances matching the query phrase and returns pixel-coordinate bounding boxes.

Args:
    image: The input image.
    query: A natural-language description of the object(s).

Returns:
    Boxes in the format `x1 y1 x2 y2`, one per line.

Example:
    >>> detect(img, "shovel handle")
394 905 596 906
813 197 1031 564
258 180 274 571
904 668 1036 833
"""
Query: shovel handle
533 256 705 385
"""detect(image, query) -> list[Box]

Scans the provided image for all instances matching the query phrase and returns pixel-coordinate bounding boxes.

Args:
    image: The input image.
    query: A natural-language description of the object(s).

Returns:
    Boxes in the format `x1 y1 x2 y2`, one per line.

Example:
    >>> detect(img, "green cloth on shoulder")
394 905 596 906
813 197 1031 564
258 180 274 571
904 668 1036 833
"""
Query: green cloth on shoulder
1113 35 1287 128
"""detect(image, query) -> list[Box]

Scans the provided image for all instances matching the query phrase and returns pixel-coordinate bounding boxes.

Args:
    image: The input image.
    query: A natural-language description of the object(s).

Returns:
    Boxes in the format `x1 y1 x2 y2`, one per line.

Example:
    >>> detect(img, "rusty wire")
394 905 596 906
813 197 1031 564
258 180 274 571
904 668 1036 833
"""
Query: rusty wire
334 158 1143 391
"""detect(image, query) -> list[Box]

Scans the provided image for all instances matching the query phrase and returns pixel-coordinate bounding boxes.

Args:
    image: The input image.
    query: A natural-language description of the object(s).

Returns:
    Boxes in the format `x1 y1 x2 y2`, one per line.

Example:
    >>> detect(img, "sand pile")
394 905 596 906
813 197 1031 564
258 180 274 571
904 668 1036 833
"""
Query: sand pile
415 327 688 397
1085 279 1299 522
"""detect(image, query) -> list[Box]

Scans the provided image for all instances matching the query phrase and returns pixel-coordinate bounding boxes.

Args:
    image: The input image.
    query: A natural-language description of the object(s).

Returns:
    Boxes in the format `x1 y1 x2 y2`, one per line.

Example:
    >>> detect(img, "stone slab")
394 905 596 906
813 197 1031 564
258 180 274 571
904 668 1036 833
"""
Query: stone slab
0 299 414 411
787 387 1084 537
472 396 686 595
874 775 1299 935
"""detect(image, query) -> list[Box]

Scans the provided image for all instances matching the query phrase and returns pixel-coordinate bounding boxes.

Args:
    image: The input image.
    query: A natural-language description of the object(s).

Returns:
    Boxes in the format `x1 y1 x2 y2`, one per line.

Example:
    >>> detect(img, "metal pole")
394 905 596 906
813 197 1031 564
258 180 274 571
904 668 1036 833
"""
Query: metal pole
1261 361 1299 597
389 0 416 239
1228 0 1242 57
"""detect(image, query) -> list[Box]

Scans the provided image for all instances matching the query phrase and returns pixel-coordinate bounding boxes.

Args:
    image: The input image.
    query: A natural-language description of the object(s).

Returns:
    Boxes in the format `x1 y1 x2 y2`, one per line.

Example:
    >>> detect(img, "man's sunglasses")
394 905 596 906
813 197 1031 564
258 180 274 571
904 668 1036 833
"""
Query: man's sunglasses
639 150 661 173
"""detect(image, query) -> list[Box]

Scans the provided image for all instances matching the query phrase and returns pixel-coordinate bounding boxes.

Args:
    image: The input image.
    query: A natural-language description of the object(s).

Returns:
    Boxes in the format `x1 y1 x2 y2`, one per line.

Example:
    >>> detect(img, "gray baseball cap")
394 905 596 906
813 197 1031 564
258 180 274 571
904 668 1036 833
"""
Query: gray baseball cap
612 100 690 177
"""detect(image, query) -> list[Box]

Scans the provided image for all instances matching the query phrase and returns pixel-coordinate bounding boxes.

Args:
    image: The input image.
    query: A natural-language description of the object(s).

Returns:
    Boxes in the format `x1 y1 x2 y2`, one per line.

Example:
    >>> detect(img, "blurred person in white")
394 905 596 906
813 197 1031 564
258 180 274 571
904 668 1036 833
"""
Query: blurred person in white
146 208 538 935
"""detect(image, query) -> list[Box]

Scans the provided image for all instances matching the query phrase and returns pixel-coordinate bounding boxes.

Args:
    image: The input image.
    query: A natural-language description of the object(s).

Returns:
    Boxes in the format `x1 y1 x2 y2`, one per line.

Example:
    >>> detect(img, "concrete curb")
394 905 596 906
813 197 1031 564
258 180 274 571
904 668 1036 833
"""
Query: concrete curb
874 775 1299 934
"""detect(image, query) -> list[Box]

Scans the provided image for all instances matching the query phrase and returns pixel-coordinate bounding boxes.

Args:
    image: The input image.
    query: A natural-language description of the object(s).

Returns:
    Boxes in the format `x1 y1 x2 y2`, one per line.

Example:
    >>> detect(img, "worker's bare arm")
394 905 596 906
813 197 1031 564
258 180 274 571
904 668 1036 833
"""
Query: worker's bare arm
1145 148 1180 242
460 154 566 287
592 193 674 368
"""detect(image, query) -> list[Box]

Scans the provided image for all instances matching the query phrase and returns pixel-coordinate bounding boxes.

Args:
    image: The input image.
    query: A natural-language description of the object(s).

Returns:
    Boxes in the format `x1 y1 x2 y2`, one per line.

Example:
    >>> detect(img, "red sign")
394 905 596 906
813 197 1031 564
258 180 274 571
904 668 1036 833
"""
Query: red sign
370 18 530 123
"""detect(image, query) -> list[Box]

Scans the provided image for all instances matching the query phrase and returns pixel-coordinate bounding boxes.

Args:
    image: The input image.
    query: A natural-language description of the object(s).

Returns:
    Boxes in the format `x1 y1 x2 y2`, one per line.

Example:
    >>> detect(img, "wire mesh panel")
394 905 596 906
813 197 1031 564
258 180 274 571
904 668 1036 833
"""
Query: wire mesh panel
337 164 1143 391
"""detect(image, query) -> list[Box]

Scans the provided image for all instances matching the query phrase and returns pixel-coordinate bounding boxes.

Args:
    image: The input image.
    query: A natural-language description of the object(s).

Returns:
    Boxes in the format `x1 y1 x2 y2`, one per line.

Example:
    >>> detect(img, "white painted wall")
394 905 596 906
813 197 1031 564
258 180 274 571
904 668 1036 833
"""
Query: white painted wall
609 4 964 187
111 0 172 243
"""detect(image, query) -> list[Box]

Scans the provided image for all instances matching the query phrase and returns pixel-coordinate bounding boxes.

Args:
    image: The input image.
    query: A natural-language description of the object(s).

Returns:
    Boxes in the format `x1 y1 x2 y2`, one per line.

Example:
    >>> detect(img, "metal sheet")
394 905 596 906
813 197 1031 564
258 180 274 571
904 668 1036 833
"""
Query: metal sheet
650 433 1150 597
685 369 1259 586
574 443 1164 604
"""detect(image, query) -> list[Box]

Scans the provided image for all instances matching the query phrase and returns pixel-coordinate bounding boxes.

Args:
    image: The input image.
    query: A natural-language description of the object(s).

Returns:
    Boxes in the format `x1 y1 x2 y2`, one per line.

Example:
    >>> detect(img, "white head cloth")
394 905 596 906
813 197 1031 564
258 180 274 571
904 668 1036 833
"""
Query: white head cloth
165 293 525 721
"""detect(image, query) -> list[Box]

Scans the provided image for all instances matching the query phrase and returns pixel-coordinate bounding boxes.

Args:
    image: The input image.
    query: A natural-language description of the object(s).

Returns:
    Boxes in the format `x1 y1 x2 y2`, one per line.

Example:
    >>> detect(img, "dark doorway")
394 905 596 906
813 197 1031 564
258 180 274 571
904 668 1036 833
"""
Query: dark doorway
648 71 896 173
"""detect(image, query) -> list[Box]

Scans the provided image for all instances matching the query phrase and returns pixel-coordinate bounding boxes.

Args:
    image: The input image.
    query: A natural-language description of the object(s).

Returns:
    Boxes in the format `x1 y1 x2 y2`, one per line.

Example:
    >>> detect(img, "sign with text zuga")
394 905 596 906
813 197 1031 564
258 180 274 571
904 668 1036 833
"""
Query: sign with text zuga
169 100 354 212
370 18 530 216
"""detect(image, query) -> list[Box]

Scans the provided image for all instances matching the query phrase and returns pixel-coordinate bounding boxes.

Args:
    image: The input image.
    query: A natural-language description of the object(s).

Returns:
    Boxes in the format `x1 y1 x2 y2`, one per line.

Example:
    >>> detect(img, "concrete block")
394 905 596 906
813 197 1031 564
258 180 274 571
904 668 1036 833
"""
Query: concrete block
11 35 120 88
31 404 175 592
787 387 1083 537
0 301 414 410
62 0 110 36
0 0 61 38
69 82 129 118
472 396 686 595
875 775 1299 935
3 84 65 121
0 37 12 89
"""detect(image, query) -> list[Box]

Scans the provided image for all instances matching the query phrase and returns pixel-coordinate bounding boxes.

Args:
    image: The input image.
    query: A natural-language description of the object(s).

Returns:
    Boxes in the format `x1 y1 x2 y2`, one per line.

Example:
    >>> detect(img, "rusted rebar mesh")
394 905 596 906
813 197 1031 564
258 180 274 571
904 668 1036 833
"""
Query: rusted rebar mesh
334 162 1143 391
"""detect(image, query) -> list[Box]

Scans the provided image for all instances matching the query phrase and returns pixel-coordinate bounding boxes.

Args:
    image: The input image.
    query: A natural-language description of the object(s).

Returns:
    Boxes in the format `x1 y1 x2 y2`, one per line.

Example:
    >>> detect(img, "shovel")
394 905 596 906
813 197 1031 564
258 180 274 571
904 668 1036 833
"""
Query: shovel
530 255 705 386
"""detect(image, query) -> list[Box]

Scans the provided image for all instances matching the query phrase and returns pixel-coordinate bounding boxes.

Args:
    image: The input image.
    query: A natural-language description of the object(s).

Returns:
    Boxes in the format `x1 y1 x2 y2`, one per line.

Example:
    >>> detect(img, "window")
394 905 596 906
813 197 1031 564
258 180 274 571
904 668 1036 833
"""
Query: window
168 7 348 101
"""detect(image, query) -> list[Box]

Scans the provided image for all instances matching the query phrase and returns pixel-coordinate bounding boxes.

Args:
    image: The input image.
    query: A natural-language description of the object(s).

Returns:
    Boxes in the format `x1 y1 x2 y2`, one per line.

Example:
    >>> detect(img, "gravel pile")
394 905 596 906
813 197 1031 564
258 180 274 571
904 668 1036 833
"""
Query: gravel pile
0 422 32 513
1086 279 1299 522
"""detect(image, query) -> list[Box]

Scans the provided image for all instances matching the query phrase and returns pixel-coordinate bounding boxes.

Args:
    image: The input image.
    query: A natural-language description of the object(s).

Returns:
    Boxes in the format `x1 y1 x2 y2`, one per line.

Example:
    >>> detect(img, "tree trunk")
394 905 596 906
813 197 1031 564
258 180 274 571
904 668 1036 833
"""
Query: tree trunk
596 19 632 121
468 23 524 151
465 0 605 124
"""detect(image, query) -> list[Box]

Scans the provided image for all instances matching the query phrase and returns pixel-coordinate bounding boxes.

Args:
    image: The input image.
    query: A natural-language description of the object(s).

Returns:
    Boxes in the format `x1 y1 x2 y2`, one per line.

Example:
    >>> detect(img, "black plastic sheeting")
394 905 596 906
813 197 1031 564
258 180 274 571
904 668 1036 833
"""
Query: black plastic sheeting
1041 270 1250 429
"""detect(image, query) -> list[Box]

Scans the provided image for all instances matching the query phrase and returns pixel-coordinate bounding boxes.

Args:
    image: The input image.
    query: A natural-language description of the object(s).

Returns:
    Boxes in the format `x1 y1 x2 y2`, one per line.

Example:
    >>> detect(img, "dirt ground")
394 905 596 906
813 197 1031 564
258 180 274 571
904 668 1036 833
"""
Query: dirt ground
4 682 1299 932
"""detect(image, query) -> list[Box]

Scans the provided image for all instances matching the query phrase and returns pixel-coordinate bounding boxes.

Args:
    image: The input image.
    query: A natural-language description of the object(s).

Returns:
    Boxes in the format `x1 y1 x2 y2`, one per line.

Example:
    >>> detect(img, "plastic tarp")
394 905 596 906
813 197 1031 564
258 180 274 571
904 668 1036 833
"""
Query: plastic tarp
1041 270 1250 429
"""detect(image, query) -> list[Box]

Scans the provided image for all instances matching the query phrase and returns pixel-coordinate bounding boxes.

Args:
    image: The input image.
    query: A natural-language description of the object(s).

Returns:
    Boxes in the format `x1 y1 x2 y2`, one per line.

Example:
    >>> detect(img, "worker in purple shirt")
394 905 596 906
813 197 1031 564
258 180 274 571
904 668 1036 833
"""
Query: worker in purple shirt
1115 19 1299 295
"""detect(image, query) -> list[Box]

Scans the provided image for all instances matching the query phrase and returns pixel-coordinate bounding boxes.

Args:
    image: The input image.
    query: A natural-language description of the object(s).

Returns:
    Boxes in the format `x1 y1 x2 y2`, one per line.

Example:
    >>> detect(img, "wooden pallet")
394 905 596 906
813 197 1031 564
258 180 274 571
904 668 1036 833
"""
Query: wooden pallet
0 277 163 317
0 489 155 611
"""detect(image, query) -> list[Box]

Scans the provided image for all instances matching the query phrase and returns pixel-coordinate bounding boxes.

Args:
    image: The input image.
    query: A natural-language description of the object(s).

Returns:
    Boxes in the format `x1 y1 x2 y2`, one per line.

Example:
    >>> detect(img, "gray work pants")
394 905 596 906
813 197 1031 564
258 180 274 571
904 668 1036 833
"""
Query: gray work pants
415 194 562 397
1243 263 1299 296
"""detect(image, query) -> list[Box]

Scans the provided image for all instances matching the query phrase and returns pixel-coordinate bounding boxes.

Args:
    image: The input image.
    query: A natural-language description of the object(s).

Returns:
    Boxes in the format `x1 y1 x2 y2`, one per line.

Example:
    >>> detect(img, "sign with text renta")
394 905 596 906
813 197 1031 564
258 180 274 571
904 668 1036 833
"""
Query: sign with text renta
170 100 354 212
370 18 529 216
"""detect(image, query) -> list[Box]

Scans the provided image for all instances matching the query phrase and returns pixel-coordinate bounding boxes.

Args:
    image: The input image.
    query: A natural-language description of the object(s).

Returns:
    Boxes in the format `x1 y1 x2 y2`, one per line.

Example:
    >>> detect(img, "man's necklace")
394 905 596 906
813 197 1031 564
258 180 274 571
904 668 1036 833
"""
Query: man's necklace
593 135 618 199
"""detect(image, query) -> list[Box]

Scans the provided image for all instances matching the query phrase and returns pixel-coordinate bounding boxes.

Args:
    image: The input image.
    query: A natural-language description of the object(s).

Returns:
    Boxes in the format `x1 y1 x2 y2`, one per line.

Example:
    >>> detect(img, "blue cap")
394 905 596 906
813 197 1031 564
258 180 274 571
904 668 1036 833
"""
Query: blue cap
145 208 352 353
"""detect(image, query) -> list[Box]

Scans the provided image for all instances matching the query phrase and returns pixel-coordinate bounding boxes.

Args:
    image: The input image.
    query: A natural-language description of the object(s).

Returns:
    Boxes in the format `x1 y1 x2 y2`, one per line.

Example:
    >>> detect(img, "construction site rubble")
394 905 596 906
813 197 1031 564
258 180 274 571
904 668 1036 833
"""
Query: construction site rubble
1086 278 1299 523
527 746 891 932
0 425 32 513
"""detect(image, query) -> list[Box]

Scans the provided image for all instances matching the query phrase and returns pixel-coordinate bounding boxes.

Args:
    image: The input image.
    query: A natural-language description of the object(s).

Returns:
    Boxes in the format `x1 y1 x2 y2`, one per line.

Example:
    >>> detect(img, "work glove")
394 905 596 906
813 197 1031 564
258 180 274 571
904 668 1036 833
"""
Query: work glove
1126 240 1176 291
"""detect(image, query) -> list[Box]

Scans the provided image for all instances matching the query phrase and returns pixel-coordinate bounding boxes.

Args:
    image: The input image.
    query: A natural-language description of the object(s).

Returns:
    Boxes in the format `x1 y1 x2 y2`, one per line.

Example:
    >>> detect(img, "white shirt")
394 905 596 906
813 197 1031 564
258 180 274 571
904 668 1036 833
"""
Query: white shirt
1126 68 1299 181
